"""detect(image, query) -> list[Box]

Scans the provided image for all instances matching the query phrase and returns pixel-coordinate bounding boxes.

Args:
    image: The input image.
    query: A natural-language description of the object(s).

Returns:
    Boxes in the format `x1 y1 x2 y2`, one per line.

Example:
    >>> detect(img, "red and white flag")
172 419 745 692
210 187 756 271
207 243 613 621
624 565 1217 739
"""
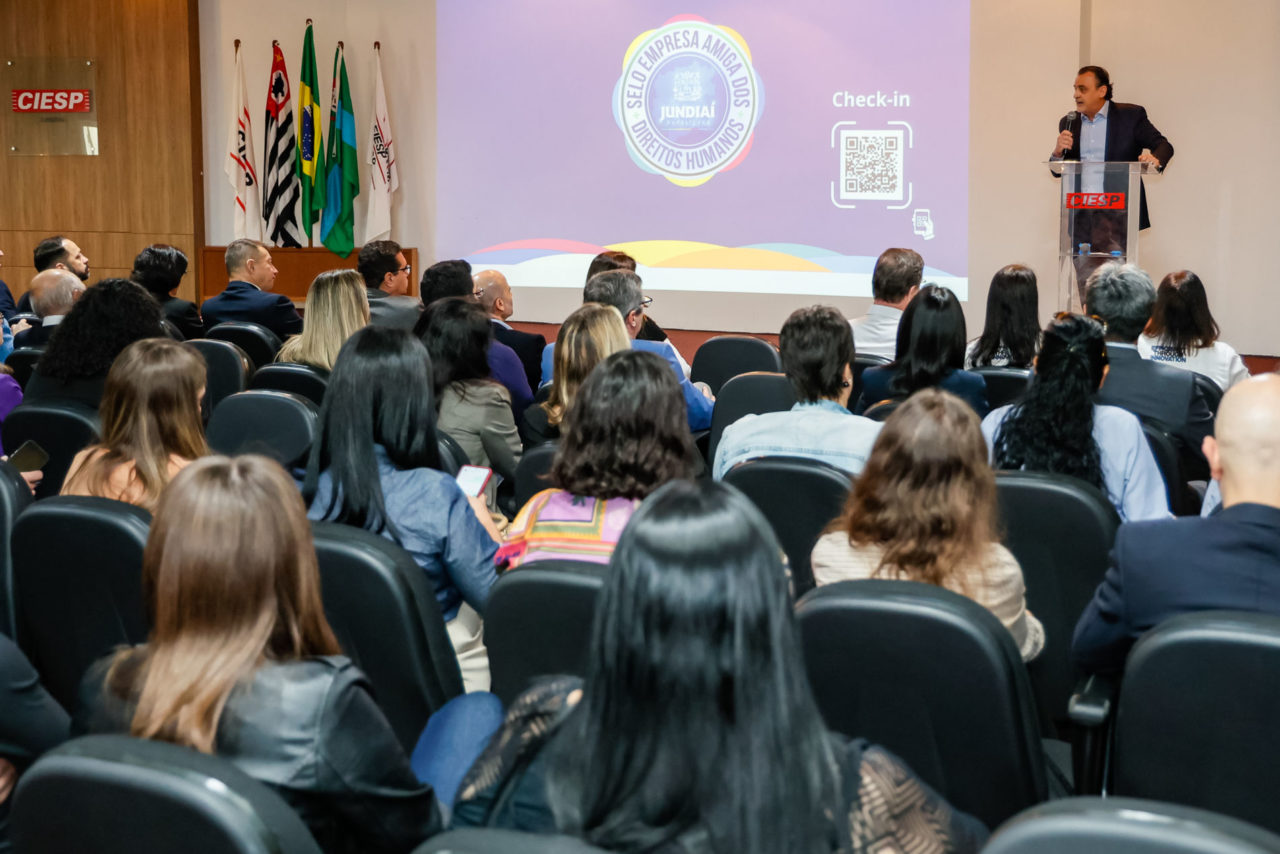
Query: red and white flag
225 43 263 240
363 46 398 242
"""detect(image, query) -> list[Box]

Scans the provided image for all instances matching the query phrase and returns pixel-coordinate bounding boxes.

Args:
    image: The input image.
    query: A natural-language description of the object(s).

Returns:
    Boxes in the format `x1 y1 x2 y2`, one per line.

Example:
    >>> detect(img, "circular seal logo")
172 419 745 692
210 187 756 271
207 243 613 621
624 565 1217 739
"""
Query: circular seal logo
613 16 764 187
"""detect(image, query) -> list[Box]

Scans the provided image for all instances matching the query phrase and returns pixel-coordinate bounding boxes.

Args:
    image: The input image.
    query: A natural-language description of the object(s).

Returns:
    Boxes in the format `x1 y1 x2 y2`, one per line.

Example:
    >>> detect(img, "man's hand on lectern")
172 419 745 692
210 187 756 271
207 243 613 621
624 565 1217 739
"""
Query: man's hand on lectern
1138 151 1161 168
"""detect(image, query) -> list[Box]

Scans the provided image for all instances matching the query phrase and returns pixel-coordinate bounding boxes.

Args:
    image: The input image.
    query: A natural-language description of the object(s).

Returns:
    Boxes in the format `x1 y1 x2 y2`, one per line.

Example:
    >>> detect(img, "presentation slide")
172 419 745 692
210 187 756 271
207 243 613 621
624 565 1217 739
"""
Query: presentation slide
436 1 970 300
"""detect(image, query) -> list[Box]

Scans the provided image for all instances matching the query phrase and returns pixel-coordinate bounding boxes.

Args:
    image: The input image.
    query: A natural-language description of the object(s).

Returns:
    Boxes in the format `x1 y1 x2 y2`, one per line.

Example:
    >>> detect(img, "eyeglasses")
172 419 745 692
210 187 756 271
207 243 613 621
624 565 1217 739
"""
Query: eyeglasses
473 289 486 299
633 295 653 312
399 264 412 274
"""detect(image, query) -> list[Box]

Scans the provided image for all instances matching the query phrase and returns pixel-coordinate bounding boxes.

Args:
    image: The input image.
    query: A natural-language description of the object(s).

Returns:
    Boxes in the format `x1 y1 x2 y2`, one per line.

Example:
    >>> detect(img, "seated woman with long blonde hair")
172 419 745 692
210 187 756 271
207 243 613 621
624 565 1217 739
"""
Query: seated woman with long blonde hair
812 388 1044 661
276 269 370 372
61 338 208 510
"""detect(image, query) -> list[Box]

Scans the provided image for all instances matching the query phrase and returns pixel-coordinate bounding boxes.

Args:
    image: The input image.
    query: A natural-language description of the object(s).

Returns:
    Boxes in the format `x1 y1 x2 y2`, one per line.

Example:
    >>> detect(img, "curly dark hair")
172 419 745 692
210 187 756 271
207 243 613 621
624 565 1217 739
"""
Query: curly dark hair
37 278 165 381
551 349 697 499
991 313 1108 491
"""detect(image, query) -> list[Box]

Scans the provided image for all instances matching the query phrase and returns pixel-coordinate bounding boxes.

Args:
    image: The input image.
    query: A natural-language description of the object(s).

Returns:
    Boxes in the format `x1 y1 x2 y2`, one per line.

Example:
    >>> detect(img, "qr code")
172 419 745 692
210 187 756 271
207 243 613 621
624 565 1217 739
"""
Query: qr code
839 129 904 201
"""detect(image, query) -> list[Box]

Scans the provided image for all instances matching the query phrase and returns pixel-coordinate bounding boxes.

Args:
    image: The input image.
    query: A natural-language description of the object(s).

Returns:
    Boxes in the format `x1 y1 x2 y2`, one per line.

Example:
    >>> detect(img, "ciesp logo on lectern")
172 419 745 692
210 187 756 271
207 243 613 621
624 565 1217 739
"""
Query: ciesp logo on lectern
613 16 764 188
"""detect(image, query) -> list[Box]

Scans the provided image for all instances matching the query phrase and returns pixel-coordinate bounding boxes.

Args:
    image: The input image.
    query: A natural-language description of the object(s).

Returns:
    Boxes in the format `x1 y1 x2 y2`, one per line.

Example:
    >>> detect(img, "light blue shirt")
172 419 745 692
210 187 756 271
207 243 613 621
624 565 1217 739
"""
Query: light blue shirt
0 317 12 363
712 399 882 479
1079 101 1109 193
982 401 1171 523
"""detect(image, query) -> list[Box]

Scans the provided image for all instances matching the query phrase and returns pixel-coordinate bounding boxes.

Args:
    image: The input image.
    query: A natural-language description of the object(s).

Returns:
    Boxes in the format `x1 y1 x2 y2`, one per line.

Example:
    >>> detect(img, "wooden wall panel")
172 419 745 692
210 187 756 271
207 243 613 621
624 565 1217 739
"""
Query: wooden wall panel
0 0 203 301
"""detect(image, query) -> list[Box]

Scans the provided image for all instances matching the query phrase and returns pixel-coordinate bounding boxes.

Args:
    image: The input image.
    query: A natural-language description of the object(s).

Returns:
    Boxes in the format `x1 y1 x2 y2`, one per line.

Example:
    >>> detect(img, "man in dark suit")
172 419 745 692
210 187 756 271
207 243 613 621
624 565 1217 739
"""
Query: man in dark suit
13 269 84 349
1052 65 1173 232
201 239 302 340
1087 262 1214 479
357 239 422 330
475 269 545 392
0 247 16 320
1073 375 1280 673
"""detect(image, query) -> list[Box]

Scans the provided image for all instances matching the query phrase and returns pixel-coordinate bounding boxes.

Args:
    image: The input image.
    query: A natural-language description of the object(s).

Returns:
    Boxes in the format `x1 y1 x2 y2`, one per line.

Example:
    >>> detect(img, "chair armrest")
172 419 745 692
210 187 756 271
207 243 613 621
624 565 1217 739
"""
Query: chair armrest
1068 673 1117 728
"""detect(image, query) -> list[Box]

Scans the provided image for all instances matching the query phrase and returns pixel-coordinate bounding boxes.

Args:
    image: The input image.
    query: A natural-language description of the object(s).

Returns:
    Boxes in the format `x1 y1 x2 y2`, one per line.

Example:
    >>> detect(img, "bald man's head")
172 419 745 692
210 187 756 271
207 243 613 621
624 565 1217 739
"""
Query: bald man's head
28 269 85 318
475 270 513 320
1207 374 1280 508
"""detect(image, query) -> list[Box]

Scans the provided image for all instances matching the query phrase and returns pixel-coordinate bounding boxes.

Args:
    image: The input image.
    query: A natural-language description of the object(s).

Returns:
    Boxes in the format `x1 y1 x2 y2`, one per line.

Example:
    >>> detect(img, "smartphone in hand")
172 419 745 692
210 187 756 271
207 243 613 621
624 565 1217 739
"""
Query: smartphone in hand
455 464 493 498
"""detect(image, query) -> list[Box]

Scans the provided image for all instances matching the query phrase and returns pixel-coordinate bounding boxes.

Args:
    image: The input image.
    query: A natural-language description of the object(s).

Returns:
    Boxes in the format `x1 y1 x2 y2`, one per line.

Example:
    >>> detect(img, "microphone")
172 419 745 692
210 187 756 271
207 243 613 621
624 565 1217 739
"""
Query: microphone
1063 110 1079 159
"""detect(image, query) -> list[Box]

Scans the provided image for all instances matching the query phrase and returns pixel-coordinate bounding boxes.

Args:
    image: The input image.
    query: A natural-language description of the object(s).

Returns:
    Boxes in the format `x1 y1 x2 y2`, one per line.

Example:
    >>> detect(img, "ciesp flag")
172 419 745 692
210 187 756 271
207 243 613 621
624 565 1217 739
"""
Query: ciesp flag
364 44 398 243
225 42 263 239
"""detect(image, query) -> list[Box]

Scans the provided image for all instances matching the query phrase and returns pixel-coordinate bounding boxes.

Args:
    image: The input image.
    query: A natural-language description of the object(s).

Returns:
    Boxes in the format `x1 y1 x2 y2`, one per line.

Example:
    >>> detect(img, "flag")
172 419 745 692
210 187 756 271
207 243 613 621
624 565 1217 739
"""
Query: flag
224 44 262 240
263 43 302 248
364 46 398 243
321 43 359 257
296 21 326 244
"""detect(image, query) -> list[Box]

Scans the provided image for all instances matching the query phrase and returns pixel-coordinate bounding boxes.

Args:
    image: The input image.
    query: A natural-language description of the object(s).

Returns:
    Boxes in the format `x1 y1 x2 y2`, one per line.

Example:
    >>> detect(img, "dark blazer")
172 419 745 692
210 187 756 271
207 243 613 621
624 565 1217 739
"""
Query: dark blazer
1095 344 1213 477
201 280 302 340
366 288 423 331
14 291 32 316
0 280 16 321
0 635 69 851
157 295 203 340
12 323 54 350
1058 101 1174 230
856 366 990 417
492 320 546 394
1073 503 1280 673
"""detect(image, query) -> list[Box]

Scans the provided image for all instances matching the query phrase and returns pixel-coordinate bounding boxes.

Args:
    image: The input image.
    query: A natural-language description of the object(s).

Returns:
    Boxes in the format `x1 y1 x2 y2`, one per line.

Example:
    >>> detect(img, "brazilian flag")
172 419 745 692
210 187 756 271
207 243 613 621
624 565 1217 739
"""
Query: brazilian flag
296 21 326 244
321 44 359 257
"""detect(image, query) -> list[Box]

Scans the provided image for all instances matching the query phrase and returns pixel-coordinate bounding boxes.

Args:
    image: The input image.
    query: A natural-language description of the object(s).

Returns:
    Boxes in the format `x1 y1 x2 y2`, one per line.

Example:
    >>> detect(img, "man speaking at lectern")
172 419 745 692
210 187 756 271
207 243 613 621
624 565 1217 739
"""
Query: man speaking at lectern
1051 65 1174 231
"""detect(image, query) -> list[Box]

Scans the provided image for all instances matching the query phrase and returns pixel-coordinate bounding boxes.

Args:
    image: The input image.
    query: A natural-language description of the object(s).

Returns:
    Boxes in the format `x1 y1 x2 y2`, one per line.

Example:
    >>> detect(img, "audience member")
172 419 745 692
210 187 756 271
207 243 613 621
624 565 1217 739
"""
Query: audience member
13 269 84 350
0 365 22 458
983 313 1169 522
1073 374 1280 673
61 338 208 510
540 270 713 431
455 479 988 852
523 303 630 446
201 239 302 340
76 455 447 852
276 269 369 372
499 350 698 569
303 327 501 691
851 247 923 359
415 259 533 416
585 249 677 352
0 246 15 319
476 269 545 392
16 235 91 320
966 264 1040 369
421 298 522 511
857 284 989 415
130 244 203 340
714 305 882 478
0 634 68 851
25 278 164 410
814 389 1044 661
1086 262 1215 478
1139 270 1249 391
357 239 422 330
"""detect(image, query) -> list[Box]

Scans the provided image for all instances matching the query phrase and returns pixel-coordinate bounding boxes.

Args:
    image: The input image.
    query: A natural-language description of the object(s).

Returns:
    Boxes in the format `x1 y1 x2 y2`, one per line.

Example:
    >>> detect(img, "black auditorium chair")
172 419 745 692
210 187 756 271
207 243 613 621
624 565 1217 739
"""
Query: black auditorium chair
689 335 783 396
8 312 41 329
513 441 558 510
706 371 796 467
415 829 612 853
0 460 34 637
5 347 44 390
311 522 464 753
250 362 329 408
436 431 468 477
985 797 1280 854
797 580 1055 829
185 338 252 421
534 383 552 404
206 390 319 469
973 366 1033 409
160 318 185 341
1192 371 1224 417
10 496 150 710
1 401 101 499
995 472 1119 773
485 560 606 706
1140 416 1199 515
722 456 850 597
1110 611 1280 835
850 353 892 413
862 398 903 422
12 735 322 854
206 321 283 372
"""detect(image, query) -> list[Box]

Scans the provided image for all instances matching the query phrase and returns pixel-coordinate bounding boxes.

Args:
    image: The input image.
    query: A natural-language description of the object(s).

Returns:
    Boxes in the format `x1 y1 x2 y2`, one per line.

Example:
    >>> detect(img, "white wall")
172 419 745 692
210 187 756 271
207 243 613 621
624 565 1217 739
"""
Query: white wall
198 0 1280 353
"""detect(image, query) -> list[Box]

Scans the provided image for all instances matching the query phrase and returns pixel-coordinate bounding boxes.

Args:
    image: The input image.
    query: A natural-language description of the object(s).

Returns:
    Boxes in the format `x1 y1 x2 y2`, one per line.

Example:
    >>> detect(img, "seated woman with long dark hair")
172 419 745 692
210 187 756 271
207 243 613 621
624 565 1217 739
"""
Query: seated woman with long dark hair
77 455 445 853
61 338 208 510
813 389 1044 661
856 284 989 416
499 349 698 569
1138 270 1248 390
455 479 987 852
303 326 502 692
131 244 203 340
966 264 1040 369
983 313 1169 522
